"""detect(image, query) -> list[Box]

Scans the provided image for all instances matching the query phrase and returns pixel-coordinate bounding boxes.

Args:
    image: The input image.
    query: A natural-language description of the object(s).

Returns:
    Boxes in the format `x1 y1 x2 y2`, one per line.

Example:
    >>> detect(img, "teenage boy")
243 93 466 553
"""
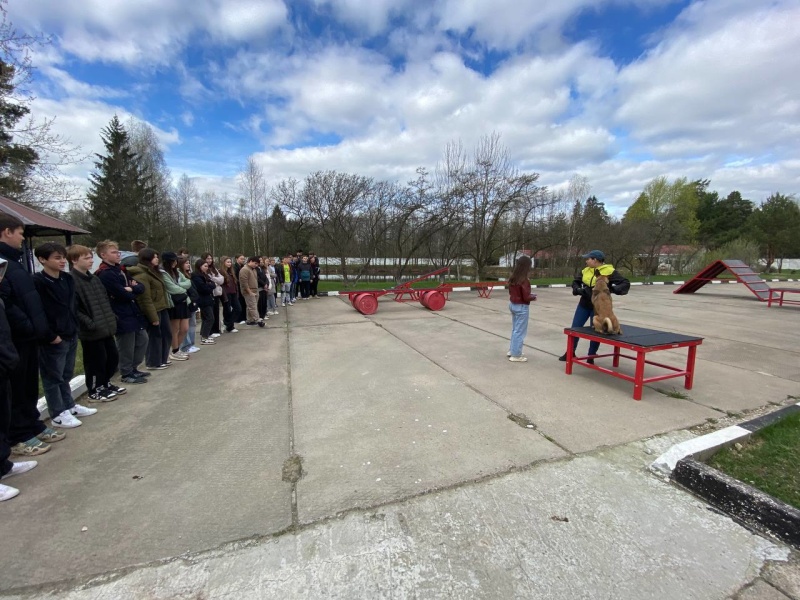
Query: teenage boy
95 240 150 385
233 254 246 323
0 215 61 456
69 245 125 401
121 240 147 267
1 256 38 501
276 255 295 307
239 257 264 327
33 242 97 428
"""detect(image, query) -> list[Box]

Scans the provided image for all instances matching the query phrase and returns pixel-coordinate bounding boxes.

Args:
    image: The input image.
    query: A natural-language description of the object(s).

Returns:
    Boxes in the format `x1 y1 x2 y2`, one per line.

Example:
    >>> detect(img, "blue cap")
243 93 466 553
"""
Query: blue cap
581 250 605 261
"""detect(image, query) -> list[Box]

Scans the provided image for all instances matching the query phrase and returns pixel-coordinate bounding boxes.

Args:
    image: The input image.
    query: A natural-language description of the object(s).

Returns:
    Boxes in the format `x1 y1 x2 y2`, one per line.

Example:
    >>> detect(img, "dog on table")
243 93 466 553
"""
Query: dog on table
592 274 622 335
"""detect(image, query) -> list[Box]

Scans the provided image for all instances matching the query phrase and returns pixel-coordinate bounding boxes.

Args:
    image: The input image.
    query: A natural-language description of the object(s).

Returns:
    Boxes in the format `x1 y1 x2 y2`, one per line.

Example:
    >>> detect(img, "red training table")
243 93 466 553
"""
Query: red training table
563 325 704 401
767 288 800 308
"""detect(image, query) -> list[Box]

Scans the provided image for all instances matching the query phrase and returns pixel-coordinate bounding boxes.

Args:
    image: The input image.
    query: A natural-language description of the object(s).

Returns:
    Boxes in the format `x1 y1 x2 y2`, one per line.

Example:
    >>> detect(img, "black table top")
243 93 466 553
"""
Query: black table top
565 324 703 347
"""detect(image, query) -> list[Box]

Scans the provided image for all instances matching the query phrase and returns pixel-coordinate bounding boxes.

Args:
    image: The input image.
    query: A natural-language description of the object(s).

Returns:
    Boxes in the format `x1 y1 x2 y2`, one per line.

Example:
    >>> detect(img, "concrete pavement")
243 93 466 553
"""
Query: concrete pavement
1 282 798 598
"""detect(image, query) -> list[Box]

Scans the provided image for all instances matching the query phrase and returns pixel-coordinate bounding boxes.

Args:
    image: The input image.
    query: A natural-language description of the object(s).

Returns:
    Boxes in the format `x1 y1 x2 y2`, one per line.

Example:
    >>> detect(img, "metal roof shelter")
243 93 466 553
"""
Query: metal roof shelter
0 195 90 272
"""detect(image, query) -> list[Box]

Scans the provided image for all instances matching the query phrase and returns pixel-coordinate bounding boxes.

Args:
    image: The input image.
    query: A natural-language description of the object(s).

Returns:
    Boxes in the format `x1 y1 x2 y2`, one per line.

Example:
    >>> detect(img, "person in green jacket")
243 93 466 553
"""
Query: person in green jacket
127 249 172 370
160 252 192 362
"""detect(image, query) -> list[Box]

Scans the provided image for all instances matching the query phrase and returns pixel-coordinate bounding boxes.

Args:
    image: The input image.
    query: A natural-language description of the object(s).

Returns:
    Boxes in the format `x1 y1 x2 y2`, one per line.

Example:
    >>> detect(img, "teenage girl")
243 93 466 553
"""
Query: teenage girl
191 259 217 345
507 255 536 362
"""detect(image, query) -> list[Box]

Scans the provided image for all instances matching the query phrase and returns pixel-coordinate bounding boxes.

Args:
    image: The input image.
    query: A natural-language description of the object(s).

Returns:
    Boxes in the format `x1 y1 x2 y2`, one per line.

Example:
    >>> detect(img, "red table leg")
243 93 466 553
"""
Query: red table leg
633 350 646 401
613 345 620 368
685 345 697 390
565 335 574 375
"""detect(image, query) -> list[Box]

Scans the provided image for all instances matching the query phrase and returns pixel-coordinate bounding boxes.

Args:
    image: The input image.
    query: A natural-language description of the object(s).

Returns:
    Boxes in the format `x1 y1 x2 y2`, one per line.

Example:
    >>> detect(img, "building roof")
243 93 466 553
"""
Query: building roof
0 195 89 237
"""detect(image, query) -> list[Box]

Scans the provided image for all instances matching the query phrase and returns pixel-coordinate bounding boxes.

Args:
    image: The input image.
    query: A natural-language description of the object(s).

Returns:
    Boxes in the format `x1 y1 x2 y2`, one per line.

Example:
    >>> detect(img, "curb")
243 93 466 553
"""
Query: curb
651 403 800 548
36 376 88 421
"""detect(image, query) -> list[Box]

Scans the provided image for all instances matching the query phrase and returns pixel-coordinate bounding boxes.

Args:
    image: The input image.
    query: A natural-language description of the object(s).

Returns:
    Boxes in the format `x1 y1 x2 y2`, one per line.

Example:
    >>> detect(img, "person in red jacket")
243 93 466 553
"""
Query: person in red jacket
507 255 536 363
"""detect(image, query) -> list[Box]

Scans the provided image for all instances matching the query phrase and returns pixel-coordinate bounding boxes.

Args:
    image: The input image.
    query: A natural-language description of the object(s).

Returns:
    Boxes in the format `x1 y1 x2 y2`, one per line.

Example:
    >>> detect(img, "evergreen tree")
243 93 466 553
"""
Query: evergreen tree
0 60 37 198
85 116 149 245
747 193 800 270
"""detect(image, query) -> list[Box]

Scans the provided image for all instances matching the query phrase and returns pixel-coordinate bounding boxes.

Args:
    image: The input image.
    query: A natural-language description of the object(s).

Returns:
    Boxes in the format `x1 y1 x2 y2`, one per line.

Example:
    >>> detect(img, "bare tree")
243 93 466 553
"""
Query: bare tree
173 174 198 250
237 157 267 255
457 133 541 279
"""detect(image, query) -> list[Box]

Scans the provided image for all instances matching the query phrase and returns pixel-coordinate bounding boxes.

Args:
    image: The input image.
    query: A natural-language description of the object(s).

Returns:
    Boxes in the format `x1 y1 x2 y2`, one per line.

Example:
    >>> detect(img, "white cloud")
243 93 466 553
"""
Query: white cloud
615 0 800 158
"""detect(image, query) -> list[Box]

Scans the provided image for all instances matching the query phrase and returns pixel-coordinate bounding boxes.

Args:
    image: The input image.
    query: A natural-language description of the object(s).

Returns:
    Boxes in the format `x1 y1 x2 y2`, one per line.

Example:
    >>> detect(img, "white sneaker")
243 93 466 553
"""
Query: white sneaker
52 410 82 428
229 328 239 333
210 333 221 338
508 355 528 362
187 346 201 353
71 404 98 417
1 460 37 480
238 321 246 325
0 483 19 502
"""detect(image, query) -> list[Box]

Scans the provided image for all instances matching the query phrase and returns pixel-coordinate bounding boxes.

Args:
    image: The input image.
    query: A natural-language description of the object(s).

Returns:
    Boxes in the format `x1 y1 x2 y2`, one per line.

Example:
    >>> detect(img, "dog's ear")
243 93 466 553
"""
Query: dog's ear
594 268 600 277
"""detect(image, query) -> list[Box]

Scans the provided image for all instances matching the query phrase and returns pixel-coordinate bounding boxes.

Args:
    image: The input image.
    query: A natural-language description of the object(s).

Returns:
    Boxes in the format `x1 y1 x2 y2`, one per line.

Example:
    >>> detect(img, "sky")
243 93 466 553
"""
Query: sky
7 0 800 216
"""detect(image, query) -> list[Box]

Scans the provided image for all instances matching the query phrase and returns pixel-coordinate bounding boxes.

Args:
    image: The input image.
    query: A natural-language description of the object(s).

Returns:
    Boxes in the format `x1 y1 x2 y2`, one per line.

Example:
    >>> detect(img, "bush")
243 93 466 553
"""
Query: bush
689 238 761 273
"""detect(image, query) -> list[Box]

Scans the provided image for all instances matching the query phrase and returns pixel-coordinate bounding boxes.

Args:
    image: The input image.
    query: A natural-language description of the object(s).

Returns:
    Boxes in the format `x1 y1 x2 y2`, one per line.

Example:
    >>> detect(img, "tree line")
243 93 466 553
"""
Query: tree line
56 118 797 282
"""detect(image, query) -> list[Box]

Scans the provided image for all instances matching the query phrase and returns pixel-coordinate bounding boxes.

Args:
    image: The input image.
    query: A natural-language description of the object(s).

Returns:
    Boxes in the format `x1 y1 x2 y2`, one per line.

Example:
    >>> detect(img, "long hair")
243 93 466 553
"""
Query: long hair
509 255 532 286
201 252 219 275
194 258 211 280
177 257 190 278
219 255 237 285
138 248 162 278
162 255 179 281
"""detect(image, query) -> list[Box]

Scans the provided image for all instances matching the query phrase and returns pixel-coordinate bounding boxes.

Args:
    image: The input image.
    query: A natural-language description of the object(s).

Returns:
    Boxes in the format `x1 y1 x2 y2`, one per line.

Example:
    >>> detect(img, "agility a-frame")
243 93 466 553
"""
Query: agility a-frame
673 259 775 301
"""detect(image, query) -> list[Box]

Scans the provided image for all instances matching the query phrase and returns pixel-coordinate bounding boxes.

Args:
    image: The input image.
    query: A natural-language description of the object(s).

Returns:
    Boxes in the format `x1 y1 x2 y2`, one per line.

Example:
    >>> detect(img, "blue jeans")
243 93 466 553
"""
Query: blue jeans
570 304 600 356
509 302 529 357
39 336 78 418
181 310 197 351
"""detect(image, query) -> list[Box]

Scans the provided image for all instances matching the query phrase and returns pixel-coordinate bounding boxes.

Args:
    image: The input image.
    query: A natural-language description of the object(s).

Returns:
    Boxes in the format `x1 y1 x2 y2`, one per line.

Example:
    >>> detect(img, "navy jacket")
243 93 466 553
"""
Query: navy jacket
0 242 49 343
33 270 79 342
95 261 147 334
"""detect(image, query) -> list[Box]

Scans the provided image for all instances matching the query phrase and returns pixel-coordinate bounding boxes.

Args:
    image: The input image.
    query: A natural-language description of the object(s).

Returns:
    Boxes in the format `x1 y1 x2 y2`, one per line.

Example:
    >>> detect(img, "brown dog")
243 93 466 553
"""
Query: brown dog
592 275 622 335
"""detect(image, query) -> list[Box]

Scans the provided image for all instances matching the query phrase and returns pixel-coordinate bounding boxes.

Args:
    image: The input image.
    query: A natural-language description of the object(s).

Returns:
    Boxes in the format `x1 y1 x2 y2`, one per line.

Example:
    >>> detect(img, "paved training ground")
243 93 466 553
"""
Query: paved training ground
1 283 799 599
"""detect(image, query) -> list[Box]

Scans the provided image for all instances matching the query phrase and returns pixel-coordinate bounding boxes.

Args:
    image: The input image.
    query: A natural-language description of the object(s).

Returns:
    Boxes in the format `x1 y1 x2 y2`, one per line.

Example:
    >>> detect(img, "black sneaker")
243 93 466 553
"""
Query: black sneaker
132 369 151 378
245 321 259 326
107 383 127 395
258 320 265 328
121 375 147 384
558 353 568 362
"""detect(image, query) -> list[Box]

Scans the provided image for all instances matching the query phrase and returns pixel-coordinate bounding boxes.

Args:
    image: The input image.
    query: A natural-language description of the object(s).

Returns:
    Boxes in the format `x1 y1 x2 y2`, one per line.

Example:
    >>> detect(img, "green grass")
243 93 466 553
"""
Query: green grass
709 411 800 510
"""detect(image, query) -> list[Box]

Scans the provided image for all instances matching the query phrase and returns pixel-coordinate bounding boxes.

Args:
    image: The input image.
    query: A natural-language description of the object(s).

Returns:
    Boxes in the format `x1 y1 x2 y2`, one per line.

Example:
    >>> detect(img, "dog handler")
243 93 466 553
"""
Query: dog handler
560 250 630 363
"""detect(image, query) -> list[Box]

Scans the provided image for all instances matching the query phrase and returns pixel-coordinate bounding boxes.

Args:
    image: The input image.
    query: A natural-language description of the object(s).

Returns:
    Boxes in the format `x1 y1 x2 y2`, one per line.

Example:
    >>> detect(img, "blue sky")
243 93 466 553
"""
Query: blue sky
8 0 800 215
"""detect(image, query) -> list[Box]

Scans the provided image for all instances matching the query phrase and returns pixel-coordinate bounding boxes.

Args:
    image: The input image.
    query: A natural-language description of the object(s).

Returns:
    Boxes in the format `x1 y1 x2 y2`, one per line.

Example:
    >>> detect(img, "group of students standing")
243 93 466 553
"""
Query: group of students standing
0 210 322 502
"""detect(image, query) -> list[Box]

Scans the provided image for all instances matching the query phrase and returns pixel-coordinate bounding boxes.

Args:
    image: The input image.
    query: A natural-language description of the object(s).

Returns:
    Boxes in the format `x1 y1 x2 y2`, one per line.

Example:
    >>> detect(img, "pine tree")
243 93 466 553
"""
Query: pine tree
85 116 149 245
0 60 38 198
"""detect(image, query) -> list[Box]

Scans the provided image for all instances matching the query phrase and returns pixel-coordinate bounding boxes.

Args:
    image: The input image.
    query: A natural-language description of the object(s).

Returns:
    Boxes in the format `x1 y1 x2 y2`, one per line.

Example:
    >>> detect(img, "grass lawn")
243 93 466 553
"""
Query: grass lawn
708 411 800 510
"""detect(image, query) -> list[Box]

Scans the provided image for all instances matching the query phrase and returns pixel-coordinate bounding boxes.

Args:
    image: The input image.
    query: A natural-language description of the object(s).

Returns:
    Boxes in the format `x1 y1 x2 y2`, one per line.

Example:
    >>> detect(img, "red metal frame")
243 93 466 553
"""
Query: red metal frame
767 288 800 308
564 328 702 401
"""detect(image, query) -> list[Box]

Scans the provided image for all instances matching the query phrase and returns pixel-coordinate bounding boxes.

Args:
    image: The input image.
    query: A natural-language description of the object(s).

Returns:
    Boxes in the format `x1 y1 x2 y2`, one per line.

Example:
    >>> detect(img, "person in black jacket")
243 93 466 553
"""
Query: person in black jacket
191 259 218 344
560 250 630 363
33 242 97 429
1 257 37 502
0 215 56 456
69 245 124 402
95 240 150 383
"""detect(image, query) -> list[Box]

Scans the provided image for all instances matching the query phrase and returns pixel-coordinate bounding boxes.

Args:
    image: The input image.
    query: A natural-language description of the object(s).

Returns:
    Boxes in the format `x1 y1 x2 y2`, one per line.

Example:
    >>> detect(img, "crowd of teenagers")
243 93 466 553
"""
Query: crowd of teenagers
0 212 321 502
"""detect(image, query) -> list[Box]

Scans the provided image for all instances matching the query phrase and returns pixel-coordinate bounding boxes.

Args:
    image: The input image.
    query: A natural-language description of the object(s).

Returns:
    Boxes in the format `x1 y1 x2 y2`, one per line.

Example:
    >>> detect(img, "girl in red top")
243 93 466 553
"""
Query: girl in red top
508 255 536 362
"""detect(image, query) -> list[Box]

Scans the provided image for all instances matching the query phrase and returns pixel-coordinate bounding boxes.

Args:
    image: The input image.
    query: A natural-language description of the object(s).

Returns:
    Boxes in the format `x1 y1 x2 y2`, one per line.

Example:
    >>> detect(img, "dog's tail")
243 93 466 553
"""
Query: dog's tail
602 317 613 333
